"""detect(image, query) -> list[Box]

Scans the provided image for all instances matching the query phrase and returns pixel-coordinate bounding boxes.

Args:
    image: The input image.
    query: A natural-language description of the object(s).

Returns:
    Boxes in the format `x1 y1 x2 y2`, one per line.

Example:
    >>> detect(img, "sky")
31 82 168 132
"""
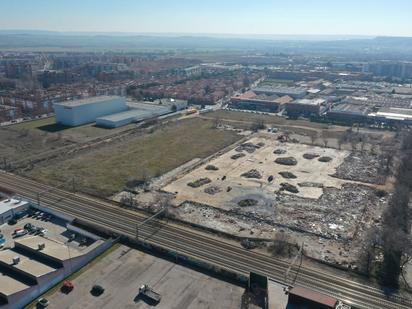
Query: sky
1 0 412 37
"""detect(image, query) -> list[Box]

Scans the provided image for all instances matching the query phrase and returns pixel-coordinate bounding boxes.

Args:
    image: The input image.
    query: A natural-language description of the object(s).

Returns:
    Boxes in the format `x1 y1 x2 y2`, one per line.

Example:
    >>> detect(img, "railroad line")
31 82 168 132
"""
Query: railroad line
0 172 410 309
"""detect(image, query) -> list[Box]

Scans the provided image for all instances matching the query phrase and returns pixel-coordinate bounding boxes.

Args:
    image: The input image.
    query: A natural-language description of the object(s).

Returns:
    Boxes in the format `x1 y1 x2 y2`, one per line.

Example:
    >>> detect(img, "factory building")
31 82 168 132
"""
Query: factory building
327 103 371 124
96 105 170 128
229 91 293 113
96 99 187 128
0 198 29 225
252 86 307 99
54 96 127 127
286 98 327 117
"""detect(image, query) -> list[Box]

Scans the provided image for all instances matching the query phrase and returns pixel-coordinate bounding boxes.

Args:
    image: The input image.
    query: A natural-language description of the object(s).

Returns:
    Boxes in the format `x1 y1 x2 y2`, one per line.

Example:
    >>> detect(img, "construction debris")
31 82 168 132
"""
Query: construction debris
205 164 219 171
278 171 297 179
204 185 222 195
279 183 299 193
298 182 324 188
318 156 333 163
241 169 262 179
303 153 320 160
238 199 259 207
231 153 246 160
235 142 259 153
187 178 212 188
275 157 298 166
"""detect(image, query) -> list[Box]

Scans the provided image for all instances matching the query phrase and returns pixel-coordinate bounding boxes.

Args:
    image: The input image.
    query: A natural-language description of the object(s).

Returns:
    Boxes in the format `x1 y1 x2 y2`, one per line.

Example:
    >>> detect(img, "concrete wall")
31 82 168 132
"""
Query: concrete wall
54 97 127 126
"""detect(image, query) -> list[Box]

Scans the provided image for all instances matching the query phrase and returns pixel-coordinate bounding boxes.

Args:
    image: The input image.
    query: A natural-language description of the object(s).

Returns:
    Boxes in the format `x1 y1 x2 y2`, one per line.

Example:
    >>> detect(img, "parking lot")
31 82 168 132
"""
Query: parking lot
42 245 245 309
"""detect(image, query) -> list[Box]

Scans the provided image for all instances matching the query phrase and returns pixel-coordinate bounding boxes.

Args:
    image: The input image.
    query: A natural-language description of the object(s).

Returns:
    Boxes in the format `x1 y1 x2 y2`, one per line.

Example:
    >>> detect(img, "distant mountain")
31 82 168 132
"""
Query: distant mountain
1 31 412 60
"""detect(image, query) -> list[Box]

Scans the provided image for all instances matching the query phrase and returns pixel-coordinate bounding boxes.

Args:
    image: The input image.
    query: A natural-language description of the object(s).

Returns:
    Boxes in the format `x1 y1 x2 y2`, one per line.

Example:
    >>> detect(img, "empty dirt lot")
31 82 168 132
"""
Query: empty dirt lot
26 118 242 197
41 245 245 309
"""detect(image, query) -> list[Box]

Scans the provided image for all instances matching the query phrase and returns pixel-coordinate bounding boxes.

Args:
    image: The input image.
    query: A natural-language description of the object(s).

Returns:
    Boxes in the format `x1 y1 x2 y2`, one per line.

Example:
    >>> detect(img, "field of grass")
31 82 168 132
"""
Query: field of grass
205 110 331 129
27 118 241 197
0 117 137 163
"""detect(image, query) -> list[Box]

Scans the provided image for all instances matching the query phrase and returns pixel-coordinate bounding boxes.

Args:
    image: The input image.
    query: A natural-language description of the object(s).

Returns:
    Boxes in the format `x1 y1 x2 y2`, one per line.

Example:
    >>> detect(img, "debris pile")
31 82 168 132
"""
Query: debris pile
318 156 333 163
333 153 387 184
303 153 320 160
278 171 297 179
238 199 259 207
279 183 299 193
205 164 219 171
275 157 298 166
231 153 246 160
298 182 324 188
204 185 222 195
235 142 259 153
187 178 212 188
241 169 262 179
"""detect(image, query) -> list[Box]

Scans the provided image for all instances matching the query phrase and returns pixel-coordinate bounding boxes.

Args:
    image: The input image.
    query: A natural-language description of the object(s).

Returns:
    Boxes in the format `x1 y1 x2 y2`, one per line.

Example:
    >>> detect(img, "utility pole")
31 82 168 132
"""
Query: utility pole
284 242 304 287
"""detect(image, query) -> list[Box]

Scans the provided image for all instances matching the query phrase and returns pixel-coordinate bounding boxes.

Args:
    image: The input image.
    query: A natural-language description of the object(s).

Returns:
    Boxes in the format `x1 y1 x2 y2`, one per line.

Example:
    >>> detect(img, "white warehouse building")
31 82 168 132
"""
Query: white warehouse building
54 96 127 127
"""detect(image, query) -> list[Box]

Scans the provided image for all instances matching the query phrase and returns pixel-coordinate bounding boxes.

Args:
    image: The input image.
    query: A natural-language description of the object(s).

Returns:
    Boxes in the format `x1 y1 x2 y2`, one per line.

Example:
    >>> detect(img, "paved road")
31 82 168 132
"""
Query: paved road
0 172 410 309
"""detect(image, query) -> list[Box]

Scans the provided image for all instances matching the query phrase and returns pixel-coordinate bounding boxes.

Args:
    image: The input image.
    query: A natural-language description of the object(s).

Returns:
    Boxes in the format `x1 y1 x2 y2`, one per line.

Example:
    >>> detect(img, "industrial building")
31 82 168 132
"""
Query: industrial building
369 107 412 125
0 198 29 225
54 96 127 126
286 98 327 117
96 99 187 128
252 86 307 99
229 91 293 113
96 105 170 128
0 201 114 309
327 103 372 124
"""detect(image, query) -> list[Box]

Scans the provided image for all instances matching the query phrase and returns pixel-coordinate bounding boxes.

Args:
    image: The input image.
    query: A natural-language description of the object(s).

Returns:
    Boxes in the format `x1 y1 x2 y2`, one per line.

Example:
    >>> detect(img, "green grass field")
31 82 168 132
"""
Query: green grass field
27 118 241 197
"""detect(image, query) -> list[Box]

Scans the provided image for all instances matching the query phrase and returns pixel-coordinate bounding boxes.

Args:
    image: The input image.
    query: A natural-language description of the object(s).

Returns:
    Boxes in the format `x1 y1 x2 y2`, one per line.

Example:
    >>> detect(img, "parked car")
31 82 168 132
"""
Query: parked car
91 285 105 296
61 280 74 293
7 218 17 225
12 228 28 238
37 298 50 307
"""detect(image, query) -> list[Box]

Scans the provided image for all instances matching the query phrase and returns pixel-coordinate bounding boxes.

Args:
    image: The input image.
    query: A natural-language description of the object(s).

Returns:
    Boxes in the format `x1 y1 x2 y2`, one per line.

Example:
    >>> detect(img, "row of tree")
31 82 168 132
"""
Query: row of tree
380 130 412 288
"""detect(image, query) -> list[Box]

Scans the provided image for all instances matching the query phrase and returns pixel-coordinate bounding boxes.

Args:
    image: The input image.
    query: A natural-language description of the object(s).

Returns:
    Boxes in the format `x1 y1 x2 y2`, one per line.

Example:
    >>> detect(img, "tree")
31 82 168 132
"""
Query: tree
250 119 265 132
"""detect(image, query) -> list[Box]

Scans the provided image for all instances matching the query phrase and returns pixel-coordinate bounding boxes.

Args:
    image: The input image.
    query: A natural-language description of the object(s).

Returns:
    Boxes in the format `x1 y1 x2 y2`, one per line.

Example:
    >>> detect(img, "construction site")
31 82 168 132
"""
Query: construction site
114 114 398 271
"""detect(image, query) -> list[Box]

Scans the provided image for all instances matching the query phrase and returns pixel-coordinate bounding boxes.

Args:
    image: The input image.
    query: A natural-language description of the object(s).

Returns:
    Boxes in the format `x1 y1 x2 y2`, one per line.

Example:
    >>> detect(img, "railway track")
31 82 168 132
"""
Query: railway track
0 172 410 309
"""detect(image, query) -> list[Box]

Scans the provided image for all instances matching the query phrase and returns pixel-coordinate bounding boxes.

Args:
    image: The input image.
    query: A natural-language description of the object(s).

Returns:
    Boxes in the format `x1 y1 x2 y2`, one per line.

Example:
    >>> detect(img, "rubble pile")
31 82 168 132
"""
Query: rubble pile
205 164 219 171
231 153 246 160
187 177 212 188
278 171 297 179
298 182 324 188
238 199 259 207
204 185 222 195
241 169 262 179
279 183 299 193
235 142 259 153
303 153 320 160
318 156 333 163
333 153 387 184
275 157 298 166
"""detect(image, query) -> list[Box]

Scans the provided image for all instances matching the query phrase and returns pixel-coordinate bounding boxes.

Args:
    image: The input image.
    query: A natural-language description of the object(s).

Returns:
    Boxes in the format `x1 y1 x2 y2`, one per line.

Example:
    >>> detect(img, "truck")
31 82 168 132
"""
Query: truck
138 284 161 303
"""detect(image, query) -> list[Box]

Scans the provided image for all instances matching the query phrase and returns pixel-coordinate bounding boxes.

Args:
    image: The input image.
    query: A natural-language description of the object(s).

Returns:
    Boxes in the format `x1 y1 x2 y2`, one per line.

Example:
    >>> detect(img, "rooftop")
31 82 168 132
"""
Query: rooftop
15 236 84 262
293 98 326 106
54 95 123 108
253 86 307 95
0 249 57 278
97 107 169 123
0 270 30 296
375 107 412 120
0 198 28 215
330 103 371 115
